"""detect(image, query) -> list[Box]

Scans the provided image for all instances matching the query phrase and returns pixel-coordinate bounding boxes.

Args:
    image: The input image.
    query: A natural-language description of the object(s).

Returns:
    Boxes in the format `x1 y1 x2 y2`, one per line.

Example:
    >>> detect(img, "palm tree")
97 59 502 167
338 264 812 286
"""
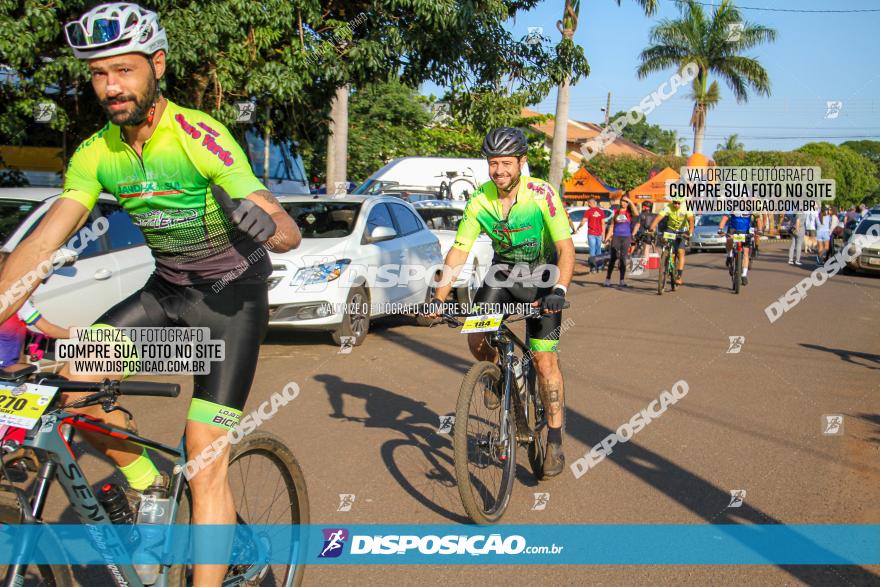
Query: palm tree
637 0 775 155
548 0 658 189
717 133 744 151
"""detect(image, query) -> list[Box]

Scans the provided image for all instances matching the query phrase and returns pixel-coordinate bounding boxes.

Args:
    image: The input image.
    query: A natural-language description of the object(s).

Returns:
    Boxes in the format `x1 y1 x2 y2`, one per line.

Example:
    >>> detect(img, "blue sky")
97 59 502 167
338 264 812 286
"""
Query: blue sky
423 0 880 155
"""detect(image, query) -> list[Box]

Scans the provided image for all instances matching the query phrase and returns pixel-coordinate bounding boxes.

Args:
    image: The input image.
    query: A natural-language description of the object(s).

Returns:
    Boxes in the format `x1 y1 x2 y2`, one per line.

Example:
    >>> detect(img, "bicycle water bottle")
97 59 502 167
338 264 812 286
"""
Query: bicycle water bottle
134 476 171 586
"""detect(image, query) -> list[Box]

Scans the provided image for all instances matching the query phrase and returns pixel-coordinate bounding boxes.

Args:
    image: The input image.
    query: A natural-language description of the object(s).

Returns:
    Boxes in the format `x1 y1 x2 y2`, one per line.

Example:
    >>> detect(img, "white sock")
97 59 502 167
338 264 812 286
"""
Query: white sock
742 267 748 277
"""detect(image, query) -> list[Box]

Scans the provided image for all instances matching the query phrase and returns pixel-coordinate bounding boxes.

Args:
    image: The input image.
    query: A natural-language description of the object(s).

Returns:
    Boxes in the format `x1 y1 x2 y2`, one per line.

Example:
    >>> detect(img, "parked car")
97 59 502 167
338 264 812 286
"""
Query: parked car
0 187 154 328
845 214 880 275
566 206 612 253
412 200 492 304
268 195 443 345
689 213 728 252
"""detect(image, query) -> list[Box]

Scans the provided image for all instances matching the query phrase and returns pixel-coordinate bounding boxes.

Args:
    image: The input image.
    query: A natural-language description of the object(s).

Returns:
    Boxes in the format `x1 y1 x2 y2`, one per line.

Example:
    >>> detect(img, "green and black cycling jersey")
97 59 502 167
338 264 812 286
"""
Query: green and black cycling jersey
61 99 269 286
453 176 571 267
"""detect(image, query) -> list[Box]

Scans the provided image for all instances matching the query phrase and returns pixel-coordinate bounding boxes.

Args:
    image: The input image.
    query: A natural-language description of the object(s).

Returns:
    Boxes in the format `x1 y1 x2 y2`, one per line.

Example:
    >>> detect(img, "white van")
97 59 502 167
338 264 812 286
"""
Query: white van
353 157 531 200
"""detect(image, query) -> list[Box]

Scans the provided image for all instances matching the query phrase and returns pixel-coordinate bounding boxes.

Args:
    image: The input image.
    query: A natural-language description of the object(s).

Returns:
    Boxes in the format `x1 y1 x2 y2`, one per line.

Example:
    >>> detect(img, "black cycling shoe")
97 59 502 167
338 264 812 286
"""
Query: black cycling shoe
542 442 565 478
483 380 501 410
742 275 749 286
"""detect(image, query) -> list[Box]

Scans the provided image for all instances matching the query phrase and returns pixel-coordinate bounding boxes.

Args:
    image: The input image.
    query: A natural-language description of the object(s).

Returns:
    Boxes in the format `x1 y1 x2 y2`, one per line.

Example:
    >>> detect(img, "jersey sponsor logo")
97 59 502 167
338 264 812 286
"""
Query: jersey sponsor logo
130 208 199 229
528 181 557 217
175 113 236 167
117 180 183 199
197 122 220 137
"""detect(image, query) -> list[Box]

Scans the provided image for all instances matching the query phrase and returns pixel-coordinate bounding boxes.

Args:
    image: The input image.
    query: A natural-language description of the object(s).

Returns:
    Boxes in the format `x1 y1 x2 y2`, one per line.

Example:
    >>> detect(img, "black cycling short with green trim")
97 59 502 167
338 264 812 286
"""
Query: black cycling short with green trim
91 274 268 430
472 279 562 353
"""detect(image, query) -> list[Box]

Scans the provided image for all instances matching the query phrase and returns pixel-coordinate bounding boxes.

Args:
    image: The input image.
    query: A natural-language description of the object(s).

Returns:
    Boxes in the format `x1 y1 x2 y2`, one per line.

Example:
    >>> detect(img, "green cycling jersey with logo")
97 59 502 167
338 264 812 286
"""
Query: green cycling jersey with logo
453 176 571 266
61 99 268 286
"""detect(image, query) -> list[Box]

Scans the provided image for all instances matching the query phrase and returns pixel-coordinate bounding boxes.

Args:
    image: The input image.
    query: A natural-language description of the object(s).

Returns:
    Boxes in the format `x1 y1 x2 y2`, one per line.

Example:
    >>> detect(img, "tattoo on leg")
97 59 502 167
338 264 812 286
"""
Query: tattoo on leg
544 384 562 416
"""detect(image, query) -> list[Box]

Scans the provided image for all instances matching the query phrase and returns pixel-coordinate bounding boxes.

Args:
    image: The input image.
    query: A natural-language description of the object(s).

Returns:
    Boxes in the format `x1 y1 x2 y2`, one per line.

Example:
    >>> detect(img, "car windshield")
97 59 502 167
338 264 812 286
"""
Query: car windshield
282 202 362 238
855 218 880 235
417 208 463 230
0 199 39 246
696 214 725 227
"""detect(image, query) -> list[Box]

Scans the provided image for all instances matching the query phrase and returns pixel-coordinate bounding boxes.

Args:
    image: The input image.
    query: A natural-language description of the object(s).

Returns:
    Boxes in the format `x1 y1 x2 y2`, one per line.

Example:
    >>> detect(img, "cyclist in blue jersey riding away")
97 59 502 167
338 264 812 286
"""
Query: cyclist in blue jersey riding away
426 128 575 477
718 211 763 285
0 4 300 585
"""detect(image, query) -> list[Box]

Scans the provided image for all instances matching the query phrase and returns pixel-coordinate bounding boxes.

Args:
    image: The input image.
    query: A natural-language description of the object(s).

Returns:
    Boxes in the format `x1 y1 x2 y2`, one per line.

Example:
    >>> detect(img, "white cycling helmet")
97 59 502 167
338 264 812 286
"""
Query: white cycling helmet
65 3 168 60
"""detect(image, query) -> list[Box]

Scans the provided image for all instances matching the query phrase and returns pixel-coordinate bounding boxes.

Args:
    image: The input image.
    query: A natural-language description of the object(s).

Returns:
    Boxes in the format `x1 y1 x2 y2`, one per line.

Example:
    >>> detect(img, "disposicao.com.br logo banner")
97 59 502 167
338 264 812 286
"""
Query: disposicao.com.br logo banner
0 525 876 565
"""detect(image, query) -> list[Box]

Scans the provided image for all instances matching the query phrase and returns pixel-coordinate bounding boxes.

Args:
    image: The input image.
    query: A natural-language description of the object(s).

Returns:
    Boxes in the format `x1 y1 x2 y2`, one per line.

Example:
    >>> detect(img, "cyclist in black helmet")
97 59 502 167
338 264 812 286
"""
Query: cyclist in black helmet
428 127 575 477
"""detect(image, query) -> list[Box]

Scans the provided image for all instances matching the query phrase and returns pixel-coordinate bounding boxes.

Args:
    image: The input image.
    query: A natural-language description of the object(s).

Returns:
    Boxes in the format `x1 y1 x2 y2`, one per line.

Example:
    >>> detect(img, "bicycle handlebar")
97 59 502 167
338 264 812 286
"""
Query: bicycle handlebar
36 378 180 398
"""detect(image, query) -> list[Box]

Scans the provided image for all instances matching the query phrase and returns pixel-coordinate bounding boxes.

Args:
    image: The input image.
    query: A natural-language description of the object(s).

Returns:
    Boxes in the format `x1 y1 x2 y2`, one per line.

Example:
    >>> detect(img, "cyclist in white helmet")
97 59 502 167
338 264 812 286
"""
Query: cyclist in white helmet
0 4 299 586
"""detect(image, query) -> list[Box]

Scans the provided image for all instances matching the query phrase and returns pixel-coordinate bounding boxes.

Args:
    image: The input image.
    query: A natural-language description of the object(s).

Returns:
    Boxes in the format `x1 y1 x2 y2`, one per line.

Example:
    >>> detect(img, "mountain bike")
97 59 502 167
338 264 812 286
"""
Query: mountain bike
435 171 477 201
0 364 309 587
723 231 754 294
425 304 568 524
654 230 689 295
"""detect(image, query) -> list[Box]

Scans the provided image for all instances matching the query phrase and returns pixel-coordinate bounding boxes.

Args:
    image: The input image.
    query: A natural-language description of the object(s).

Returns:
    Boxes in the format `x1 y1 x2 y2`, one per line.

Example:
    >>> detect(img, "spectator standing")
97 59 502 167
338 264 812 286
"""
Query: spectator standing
603 196 639 287
788 212 805 266
576 197 606 271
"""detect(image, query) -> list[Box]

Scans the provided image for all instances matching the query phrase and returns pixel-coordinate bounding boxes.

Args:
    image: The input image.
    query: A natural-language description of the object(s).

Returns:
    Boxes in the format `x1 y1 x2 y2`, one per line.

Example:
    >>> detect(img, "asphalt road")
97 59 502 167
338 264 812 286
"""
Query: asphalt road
42 240 879 586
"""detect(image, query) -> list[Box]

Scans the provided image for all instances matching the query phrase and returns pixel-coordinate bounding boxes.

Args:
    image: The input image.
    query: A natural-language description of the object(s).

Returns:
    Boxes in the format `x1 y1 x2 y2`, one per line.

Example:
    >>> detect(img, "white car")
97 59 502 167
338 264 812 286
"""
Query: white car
411 200 493 304
1 187 154 328
268 195 443 345
566 206 612 253
845 214 880 275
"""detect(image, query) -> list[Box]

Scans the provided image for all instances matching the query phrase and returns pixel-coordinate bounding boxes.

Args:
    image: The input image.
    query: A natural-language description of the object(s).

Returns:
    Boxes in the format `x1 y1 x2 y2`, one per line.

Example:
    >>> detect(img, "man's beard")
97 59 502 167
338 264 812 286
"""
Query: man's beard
101 77 159 126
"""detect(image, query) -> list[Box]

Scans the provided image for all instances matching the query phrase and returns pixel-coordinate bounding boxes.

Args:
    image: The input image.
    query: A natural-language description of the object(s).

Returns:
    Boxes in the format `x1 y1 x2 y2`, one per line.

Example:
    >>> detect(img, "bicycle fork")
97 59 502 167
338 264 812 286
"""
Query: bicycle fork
2 425 68 587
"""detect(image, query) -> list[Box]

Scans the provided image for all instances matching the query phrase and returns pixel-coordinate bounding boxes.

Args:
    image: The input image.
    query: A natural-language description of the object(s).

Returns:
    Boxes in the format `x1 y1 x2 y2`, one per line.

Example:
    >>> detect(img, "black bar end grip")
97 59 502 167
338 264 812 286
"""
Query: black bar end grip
118 381 181 398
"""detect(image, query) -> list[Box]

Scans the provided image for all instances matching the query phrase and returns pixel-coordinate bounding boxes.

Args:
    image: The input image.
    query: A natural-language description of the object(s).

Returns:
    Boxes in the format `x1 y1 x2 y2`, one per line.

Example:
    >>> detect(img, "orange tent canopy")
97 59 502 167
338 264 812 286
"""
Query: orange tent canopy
563 167 621 200
628 167 680 203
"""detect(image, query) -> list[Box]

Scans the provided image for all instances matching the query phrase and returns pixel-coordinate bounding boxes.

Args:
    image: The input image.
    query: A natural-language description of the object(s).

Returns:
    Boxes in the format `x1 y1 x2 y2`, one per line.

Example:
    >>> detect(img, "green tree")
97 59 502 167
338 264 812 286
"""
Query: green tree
842 140 880 204
583 154 686 192
548 0 657 189
717 133 744 152
608 110 678 154
1 1 578 186
637 0 775 155
797 142 879 209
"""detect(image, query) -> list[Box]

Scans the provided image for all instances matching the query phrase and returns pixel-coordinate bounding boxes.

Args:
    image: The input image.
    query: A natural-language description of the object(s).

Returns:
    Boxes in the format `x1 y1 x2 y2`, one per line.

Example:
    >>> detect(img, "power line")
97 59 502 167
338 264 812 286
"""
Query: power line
670 0 880 13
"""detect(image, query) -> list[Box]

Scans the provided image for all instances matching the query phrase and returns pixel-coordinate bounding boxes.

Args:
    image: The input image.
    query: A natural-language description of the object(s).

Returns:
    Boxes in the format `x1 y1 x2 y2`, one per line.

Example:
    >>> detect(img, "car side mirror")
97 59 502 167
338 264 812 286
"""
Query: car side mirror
52 248 78 267
369 226 397 243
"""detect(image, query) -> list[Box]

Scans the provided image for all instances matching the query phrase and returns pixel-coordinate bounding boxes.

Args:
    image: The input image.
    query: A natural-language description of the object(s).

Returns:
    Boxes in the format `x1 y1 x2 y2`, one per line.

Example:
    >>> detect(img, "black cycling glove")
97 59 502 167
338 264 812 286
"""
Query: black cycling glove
541 287 566 313
213 185 277 243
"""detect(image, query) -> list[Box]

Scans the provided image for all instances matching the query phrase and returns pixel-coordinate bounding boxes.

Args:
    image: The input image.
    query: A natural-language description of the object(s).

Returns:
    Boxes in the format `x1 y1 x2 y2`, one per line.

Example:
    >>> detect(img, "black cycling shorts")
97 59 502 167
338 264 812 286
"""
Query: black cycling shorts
472 278 562 353
92 274 268 429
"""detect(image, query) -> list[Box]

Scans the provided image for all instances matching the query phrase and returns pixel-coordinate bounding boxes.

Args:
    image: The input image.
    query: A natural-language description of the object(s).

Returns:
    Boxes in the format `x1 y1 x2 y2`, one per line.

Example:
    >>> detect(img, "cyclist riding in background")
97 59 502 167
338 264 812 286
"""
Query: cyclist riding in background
427 127 575 477
718 212 763 286
648 198 695 285
0 4 300 585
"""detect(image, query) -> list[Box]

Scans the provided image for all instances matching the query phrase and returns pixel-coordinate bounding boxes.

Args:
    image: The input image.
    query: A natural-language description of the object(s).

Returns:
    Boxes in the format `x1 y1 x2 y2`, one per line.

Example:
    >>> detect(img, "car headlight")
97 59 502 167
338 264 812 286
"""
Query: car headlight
291 259 351 286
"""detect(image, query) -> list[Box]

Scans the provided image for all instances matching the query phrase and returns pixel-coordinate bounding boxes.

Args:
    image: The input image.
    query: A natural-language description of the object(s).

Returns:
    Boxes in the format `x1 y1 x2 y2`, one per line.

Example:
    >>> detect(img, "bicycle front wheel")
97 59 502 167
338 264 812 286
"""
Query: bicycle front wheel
454 361 516 524
0 491 73 587
657 248 669 295
169 431 309 587
734 250 743 294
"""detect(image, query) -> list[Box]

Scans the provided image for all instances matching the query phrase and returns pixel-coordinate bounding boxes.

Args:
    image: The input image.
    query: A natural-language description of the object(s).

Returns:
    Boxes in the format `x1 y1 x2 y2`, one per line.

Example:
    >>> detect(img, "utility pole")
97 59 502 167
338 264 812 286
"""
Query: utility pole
604 92 611 127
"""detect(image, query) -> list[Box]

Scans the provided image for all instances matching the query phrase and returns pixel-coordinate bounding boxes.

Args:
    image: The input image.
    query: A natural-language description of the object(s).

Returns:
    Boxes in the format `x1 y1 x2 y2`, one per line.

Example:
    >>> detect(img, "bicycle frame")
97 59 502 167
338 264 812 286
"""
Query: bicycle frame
485 323 538 449
3 404 271 587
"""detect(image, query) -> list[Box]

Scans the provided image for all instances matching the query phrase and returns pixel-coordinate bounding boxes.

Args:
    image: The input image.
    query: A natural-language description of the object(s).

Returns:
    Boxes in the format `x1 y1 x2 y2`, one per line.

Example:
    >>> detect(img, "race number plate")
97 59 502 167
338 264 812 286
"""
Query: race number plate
460 314 504 334
0 383 58 430
662 232 677 240
732 233 747 242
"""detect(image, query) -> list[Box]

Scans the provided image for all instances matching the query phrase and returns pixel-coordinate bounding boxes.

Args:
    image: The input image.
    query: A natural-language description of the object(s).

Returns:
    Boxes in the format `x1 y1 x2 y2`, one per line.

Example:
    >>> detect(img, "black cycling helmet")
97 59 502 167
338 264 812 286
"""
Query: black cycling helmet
482 127 528 157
